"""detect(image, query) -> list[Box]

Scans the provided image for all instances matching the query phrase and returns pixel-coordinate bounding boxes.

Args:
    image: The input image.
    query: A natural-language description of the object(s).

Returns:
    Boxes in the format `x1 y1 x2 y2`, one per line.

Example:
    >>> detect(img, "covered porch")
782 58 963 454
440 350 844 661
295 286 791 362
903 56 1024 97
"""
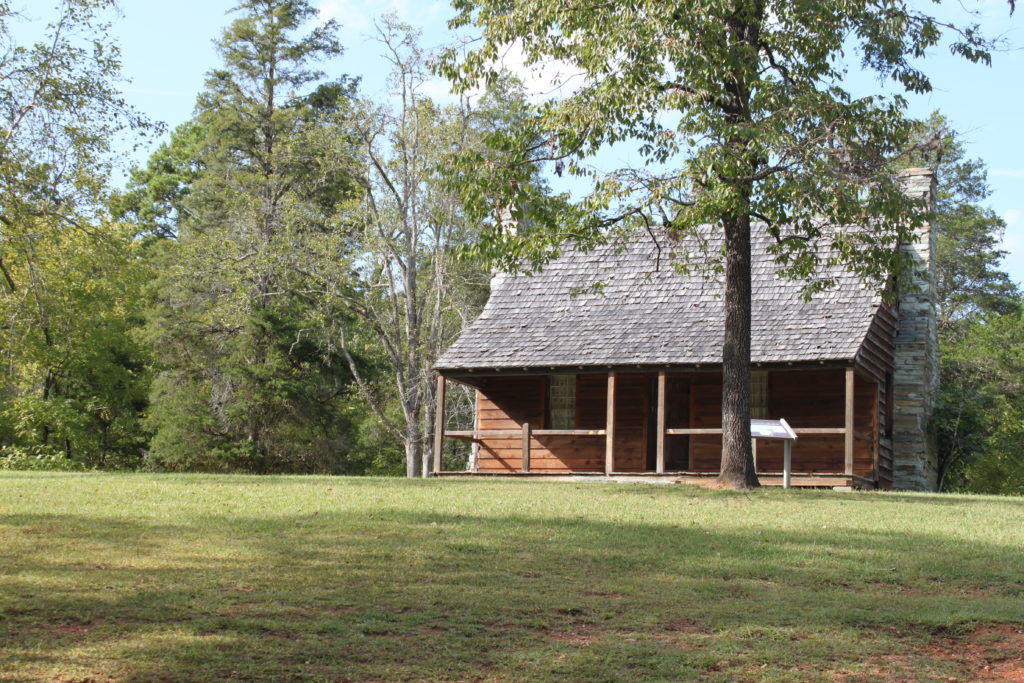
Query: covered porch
432 366 893 489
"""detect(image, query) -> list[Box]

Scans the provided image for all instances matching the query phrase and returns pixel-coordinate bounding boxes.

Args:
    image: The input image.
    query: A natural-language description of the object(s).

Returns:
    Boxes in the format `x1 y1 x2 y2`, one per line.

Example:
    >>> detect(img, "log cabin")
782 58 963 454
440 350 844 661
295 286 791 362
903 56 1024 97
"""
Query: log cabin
432 168 939 491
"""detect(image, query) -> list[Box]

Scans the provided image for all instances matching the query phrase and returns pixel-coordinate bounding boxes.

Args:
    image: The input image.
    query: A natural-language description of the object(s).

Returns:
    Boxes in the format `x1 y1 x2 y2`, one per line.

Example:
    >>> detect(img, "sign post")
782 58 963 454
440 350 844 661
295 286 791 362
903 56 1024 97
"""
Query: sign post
749 418 798 489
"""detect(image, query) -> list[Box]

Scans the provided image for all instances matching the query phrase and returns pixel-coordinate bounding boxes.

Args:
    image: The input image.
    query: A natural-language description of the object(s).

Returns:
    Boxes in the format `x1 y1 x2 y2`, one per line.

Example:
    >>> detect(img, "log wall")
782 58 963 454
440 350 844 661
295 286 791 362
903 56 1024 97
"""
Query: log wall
855 303 898 487
474 373 650 472
470 367 882 478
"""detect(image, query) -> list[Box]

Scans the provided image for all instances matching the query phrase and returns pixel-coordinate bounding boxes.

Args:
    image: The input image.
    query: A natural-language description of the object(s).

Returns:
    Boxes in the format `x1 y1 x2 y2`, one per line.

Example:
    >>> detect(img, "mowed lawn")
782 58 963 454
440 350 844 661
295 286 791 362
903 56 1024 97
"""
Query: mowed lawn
1 473 1022 682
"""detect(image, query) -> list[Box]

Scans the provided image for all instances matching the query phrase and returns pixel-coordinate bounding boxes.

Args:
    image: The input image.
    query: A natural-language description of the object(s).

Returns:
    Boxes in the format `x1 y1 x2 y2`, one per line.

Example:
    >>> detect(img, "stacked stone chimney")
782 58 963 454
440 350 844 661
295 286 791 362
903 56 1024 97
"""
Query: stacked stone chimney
892 168 939 491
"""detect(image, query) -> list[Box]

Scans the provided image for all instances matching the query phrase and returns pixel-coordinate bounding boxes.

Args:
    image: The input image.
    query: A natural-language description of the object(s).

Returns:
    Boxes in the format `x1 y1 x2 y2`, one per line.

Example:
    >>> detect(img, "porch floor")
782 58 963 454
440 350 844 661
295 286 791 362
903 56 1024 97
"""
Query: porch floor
434 471 877 489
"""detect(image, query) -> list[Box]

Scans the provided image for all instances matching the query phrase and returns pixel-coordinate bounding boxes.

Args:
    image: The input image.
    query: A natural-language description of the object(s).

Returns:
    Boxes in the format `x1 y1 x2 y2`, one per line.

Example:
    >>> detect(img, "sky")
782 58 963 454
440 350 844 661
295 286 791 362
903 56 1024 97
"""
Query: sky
20 0 1024 283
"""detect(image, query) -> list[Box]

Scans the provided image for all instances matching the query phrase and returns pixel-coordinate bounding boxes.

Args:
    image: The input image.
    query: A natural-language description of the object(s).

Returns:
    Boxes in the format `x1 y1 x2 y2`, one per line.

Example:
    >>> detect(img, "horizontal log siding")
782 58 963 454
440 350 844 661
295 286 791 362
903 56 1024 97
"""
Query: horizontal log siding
470 367 885 477
612 373 648 472
878 438 894 487
855 303 897 488
475 377 551 472
689 374 723 472
691 369 876 475
575 373 648 472
475 373 648 472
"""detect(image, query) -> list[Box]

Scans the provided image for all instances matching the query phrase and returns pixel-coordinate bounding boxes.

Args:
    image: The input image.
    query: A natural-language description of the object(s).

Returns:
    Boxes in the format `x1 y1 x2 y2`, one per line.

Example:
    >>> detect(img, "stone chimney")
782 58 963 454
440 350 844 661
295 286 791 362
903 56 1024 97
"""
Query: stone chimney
498 204 518 237
489 204 518 291
892 167 939 491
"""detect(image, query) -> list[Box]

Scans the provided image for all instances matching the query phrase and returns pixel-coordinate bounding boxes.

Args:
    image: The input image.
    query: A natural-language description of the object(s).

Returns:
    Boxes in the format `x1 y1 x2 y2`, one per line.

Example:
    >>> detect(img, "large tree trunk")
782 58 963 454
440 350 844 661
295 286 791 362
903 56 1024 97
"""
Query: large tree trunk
717 213 760 489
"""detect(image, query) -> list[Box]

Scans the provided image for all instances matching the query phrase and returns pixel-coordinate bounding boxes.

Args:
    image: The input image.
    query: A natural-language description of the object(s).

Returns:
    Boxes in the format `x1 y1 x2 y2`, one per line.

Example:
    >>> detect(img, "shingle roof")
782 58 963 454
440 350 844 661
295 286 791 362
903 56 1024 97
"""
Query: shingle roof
435 225 882 371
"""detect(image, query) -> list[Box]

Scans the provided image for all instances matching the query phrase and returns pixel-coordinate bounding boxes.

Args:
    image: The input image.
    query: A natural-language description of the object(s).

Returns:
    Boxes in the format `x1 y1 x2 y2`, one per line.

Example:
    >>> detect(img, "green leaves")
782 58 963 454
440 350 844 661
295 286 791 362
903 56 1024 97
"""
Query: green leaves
938 311 1024 493
140 0 363 473
0 218 150 467
440 0 992 292
0 1 156 468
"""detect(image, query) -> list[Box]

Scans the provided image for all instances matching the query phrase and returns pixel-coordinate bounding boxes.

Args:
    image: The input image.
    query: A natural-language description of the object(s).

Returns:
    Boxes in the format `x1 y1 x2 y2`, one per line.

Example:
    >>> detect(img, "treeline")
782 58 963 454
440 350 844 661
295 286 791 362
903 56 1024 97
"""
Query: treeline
0 1 1021 492
922 116 1024 493
0 0 539 476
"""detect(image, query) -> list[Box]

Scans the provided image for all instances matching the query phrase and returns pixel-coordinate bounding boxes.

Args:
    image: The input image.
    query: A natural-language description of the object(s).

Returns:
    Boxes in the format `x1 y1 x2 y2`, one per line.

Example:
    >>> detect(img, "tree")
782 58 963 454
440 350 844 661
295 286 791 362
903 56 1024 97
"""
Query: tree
317 18 521 477
439 0 993 488
109 120 206 242
937 311 1024 493
0 0 153 467
0 218 149 467
903 114 1023 490
142 0 363 472
904 113 1020 333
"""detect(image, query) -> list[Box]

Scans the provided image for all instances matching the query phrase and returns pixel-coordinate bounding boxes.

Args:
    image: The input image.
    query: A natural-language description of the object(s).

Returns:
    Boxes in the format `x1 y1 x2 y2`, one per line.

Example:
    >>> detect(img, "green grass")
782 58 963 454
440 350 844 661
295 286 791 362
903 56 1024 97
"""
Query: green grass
0 473 1022 681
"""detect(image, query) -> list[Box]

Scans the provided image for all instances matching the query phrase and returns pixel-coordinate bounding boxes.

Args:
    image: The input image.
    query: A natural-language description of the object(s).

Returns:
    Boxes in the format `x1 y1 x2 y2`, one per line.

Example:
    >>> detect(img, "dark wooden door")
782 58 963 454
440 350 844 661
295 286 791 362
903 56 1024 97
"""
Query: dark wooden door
646 375 691 471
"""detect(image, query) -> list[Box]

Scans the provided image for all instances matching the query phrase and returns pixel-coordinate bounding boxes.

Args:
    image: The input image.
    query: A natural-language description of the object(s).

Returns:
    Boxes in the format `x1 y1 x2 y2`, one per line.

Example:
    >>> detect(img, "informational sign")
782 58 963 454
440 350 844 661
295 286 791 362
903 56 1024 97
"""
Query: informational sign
748 418 798 488
750 418 797 440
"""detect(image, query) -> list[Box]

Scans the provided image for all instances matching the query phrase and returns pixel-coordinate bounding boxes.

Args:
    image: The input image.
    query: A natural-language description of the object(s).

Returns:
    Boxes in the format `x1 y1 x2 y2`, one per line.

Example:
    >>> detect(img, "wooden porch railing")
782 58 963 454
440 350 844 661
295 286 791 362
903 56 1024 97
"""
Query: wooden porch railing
434 366 881 484
444 426 607 474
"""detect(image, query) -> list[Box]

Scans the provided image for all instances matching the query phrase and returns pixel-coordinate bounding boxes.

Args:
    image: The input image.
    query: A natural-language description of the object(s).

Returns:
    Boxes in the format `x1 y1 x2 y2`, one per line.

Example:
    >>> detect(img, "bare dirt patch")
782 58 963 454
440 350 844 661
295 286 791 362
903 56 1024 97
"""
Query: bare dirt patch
417 626 446 636
930 624 1024 682
838 623 1024 682
47 618 103 636
549 623 602 646
663 617 710 634
581 591 624 599
653 618 711 651
49 624 93 635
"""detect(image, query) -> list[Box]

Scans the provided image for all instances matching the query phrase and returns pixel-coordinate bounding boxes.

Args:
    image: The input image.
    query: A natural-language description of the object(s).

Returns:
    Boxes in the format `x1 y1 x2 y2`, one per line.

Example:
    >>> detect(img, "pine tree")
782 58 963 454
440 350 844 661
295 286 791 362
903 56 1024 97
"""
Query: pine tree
143 0 361 472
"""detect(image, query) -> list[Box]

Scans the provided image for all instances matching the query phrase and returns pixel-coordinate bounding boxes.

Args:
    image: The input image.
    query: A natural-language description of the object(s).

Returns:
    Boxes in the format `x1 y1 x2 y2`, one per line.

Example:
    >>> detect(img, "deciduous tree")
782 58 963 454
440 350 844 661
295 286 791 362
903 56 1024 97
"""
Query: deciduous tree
0 0 153 466
439 0 994 488
320 18 521 477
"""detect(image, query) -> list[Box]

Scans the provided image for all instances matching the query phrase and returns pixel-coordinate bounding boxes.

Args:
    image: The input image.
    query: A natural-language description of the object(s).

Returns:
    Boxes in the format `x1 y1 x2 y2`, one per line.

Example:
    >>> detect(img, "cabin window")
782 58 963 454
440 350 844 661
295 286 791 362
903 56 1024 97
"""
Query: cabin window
751 370 769 419
548 375 576 429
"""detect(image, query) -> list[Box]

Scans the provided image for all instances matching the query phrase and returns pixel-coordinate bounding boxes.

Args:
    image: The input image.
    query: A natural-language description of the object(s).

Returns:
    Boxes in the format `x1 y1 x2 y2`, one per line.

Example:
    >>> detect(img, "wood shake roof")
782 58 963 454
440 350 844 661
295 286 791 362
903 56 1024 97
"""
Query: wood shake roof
435 225 883 371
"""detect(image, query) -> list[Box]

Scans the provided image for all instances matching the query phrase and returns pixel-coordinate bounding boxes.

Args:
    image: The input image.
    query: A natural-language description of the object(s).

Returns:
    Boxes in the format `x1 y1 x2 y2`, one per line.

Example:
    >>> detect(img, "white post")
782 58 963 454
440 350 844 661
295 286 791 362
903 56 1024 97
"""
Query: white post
783 440 792 489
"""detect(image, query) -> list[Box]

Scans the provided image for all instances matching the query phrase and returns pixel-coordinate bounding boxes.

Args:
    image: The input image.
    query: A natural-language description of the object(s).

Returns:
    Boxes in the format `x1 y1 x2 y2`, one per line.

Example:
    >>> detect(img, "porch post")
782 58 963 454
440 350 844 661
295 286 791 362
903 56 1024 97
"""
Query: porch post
844 367 855 477
521 422 531 473
656 371 666 473
606 371 616 474
432 373 446 475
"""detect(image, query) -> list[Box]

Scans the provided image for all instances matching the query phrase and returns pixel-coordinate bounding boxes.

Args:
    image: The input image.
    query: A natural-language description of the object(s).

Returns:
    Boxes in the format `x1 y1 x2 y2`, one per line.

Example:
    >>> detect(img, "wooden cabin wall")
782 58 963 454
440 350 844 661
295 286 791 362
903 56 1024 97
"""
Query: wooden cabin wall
756 369 876 476
853 377 877 478
474 376 582 472
663 377 691 469
855 303 897 487
470 367 881 477
692 368 877 476
689 374 723 472
612 374 648 472
474 373 649 473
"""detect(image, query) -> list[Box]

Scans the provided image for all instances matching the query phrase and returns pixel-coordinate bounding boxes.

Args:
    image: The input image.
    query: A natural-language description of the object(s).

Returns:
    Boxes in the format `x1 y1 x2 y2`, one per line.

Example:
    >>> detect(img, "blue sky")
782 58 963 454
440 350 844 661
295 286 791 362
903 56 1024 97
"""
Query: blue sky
34 0 1024 282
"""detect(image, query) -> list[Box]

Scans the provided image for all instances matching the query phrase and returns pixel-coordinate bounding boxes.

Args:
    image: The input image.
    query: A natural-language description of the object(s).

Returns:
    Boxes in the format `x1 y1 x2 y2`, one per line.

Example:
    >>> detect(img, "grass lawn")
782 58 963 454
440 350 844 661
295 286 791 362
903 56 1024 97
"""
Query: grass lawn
0 473 1022 681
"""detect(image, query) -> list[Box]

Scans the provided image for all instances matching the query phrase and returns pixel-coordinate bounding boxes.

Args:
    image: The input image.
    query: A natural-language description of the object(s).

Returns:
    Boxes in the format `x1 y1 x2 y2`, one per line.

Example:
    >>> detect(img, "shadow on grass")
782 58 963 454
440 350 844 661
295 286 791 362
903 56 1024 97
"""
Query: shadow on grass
436 475 1024 507
1 502 1022 681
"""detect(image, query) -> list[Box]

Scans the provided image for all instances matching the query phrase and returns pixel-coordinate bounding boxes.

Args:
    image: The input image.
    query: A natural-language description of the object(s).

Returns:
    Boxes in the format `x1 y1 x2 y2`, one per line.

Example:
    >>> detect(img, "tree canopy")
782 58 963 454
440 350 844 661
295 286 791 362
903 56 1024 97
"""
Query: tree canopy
0 0 153 468
0 1 1018 490
439 0 994 488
